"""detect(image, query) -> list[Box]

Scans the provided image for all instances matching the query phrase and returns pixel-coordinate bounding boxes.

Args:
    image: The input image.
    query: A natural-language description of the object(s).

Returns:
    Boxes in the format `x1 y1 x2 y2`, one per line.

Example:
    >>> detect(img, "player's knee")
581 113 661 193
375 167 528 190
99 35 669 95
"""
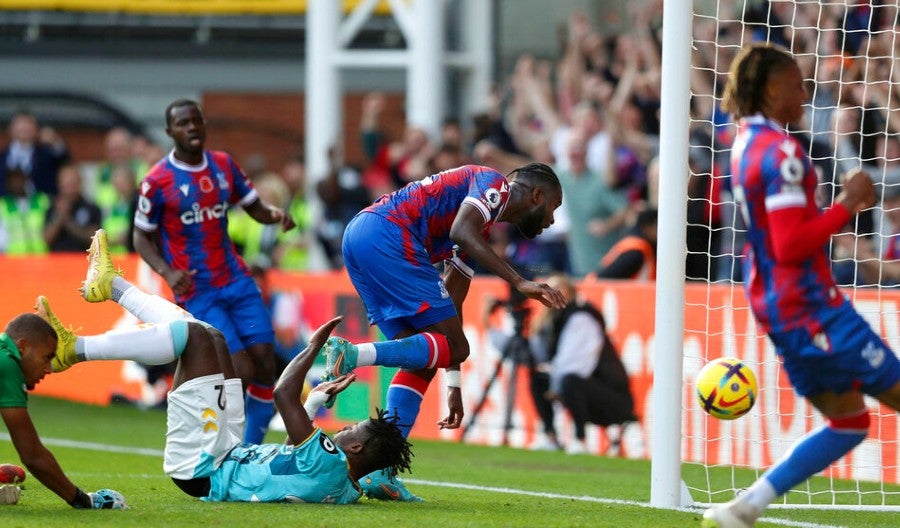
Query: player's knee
828 409 870 437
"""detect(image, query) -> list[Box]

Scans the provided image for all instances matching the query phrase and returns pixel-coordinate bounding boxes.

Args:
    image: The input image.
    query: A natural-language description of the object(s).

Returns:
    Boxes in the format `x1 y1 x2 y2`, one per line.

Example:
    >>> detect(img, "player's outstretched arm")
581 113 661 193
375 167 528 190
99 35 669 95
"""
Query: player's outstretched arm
0 407 92 507
244 198 296 232
274 316 343 444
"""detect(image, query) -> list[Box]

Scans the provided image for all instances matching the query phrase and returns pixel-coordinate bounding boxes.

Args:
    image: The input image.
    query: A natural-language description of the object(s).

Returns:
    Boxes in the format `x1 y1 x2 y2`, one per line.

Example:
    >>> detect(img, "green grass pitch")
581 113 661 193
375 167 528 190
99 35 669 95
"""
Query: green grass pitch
0 397 897 527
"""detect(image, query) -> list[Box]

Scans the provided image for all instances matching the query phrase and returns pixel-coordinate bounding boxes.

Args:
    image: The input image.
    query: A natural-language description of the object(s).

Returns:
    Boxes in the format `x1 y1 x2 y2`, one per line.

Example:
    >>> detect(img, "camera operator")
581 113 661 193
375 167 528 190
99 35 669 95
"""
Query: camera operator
534 273 637 455
482 283 562 451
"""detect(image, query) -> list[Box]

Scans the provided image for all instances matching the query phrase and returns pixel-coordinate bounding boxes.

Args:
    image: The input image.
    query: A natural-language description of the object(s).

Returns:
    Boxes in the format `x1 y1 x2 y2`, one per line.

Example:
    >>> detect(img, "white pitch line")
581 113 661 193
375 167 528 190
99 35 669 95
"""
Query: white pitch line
0 434 847 528
406 479 846 528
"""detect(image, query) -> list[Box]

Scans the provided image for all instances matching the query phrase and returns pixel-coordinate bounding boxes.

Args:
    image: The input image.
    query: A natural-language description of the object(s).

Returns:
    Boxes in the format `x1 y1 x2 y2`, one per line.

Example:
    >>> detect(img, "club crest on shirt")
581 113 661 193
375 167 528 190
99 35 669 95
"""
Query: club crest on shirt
199 176 214 193
215 171 230 190
484 188 501 209
862 341 885 369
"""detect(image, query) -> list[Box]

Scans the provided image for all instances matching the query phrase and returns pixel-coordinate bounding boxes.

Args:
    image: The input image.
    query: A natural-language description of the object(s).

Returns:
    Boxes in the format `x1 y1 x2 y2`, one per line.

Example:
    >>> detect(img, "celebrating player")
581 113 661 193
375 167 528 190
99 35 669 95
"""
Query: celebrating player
40 230 411 504
322 163 566 499
133 99 295 444
701 43 900 528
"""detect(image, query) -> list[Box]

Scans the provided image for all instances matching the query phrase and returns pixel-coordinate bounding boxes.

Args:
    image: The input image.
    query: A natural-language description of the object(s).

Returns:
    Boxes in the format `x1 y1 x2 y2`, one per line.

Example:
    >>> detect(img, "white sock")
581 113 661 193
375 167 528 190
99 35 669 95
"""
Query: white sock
356 343 376 366
741 478 776 514
118 283 195 324
81 323 180 365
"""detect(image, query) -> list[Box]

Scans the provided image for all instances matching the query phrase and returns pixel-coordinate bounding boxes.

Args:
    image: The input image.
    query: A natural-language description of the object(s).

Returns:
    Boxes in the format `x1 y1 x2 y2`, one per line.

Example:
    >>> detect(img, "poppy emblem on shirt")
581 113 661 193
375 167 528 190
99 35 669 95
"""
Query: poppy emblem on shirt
199 176 214 193
485 188 501 209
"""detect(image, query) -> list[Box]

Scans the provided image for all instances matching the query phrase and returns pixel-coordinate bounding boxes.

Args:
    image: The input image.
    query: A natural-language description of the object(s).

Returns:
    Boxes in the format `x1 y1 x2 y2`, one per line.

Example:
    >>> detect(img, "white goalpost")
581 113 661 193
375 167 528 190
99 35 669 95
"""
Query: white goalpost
653 0 900 513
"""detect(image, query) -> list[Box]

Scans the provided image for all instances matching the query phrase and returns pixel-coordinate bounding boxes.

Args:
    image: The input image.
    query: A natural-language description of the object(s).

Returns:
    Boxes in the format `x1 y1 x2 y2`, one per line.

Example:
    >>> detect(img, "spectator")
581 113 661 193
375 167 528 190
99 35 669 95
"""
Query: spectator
91 127 143 214
359 92 432 197
274 156 312 271
43 164 101 252
0 168 49 255
537 273 637 455
595 208 658 281
555 130 629 277
101 165 138 254
228 172 290 270
0 111 69 197
315 145 370 270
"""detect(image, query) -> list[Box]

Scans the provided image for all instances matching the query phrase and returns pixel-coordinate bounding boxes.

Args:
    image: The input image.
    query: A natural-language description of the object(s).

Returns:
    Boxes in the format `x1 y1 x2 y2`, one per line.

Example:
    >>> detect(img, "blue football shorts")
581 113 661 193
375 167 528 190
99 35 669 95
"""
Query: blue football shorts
183 275 274 354
769 301 900 397
342 212 457 340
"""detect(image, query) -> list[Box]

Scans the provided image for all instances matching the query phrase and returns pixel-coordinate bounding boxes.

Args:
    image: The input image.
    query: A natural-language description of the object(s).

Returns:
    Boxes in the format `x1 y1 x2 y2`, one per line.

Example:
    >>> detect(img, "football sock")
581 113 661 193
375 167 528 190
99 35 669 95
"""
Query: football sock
385 371 431 438
359 333 450 370
109 276 131 303
757 410 869 503
117 279 195 324
78 320 188 365
243 383 275 444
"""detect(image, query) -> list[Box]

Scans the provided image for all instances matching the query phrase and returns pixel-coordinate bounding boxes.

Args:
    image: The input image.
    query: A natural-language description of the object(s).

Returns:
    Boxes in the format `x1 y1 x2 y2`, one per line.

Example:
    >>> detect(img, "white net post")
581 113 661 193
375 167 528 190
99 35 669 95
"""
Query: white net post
650 0 693 510
683 0 900 512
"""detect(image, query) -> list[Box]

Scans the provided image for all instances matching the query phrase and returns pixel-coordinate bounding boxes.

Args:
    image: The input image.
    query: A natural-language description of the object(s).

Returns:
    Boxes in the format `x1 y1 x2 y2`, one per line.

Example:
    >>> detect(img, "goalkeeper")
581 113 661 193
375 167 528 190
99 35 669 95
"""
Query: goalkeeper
0 313 125 508
30 229 413 504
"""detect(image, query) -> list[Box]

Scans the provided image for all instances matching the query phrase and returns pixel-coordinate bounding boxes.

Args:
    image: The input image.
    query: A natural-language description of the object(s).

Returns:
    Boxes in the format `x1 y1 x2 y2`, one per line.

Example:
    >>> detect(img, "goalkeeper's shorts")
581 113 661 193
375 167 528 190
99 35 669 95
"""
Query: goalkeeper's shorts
164 374 244 480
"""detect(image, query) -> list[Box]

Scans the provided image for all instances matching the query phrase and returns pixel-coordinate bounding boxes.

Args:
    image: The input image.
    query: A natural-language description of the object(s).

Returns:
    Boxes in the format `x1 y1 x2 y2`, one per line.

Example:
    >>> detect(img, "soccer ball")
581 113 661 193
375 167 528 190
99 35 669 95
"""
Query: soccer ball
90 488 128 509
695 357 758 420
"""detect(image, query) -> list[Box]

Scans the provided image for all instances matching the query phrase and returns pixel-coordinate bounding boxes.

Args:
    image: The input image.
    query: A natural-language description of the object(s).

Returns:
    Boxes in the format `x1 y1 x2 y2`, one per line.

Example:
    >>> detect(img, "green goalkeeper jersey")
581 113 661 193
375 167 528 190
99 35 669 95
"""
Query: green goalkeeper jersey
0 333 27 408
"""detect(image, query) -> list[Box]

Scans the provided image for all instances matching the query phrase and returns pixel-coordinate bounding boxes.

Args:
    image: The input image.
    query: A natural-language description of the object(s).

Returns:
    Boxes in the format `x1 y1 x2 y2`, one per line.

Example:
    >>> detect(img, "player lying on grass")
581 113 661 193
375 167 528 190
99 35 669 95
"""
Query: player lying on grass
39 229 412 504
0 312 126 508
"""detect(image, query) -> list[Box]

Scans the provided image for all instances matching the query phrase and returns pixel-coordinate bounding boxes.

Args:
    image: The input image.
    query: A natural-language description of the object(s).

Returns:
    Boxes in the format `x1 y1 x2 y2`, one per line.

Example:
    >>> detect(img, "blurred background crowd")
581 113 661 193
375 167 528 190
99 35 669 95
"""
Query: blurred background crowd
0 0 898 287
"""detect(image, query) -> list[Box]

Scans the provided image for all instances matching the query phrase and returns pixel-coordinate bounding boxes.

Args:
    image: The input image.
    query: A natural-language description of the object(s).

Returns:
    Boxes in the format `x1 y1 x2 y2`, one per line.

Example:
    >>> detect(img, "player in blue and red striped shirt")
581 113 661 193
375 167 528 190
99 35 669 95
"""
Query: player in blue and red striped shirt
702 44 900 528
133 99 295 445
321 163 566 500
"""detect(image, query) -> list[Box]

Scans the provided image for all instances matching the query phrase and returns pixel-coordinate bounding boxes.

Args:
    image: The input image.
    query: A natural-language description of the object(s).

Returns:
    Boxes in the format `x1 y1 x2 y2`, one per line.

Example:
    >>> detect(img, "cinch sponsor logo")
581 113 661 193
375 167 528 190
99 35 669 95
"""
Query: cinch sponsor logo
180 201 229 225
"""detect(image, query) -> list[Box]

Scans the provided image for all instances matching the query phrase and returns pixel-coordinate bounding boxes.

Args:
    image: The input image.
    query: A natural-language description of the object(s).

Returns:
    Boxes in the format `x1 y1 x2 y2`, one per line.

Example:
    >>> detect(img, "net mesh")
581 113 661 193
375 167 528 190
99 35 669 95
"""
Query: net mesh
684 0 900 509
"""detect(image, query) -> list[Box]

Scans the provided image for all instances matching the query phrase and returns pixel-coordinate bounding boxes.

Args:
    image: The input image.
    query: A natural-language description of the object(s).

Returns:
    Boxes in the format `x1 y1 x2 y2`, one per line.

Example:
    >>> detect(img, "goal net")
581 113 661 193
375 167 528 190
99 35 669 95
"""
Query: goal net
682 0 900 511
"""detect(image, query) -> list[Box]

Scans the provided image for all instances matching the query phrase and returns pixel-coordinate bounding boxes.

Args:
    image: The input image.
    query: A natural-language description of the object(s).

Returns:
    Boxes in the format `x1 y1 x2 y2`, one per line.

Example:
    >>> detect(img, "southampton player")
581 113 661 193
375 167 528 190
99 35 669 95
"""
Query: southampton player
322 163 566 499
702 43 900 528
133 99 295 444
40 230 411 504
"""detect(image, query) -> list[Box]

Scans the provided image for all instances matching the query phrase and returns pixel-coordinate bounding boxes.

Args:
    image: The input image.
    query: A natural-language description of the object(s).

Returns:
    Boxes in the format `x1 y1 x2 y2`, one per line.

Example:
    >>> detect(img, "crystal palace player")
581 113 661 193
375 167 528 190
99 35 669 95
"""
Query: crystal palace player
321 163 566 500
702 43 900 528
133 99 295 444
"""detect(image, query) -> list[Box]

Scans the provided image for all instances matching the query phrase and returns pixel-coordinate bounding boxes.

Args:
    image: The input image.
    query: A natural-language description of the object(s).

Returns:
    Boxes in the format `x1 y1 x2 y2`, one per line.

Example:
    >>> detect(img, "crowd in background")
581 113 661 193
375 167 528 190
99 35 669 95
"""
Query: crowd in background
0 0 898 288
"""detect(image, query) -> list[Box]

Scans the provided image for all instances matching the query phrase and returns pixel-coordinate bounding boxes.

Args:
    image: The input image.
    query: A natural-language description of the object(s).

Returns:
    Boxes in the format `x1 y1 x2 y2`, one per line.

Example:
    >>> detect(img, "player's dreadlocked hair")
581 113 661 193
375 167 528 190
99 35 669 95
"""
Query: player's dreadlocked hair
508 162 561 193
721 42 797 119
365 408 414 478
